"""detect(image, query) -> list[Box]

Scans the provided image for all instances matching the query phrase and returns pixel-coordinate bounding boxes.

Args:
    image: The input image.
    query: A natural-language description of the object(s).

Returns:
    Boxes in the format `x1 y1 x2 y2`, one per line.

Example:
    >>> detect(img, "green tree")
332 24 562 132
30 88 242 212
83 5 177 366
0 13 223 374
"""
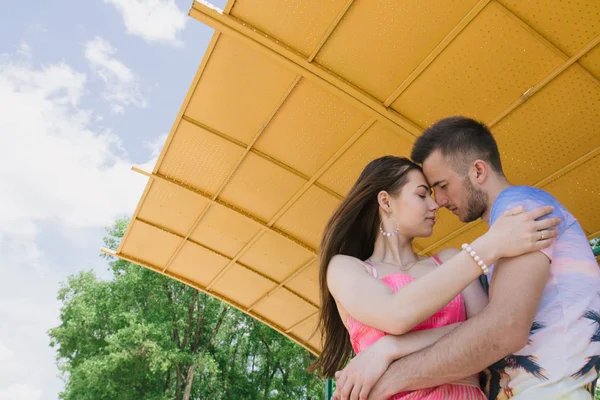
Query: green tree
591 237 600 256
49 218 323 399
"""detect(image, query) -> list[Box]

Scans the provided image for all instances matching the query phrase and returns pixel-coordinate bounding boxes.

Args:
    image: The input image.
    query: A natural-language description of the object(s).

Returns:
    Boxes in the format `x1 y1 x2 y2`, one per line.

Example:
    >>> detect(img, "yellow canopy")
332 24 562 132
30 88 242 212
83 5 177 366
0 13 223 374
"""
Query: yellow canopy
103 0 600 355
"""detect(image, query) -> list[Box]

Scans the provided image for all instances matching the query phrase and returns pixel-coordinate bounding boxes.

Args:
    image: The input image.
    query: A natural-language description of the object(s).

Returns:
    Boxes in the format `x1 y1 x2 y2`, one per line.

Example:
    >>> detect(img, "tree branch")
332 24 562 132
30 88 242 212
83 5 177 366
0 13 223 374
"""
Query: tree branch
164 281 180 348
182 305 229 400
181 289 199 351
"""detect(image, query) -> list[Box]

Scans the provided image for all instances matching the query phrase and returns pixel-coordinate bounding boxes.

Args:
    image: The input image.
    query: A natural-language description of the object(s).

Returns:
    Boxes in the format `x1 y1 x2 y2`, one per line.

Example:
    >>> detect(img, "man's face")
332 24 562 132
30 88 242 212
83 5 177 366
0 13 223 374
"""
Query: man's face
422 150 487 223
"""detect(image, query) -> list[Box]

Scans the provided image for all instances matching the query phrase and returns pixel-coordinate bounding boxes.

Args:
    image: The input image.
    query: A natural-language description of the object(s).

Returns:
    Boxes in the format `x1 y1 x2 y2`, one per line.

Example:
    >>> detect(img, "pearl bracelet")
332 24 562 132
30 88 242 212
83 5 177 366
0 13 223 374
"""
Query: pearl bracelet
461 243 490 276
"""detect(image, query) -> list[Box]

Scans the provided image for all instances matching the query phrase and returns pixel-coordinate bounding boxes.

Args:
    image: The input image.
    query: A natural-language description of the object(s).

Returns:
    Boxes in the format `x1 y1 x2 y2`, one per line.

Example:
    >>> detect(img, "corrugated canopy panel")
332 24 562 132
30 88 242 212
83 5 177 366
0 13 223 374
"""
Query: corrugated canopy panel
105 0 600 355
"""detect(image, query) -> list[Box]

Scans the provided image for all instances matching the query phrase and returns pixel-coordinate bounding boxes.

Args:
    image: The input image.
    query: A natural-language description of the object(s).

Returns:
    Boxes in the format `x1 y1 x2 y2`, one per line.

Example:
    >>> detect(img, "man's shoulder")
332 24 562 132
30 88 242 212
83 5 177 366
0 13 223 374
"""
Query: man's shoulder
496 186 556 203
492 186 578 237
491 186 564 222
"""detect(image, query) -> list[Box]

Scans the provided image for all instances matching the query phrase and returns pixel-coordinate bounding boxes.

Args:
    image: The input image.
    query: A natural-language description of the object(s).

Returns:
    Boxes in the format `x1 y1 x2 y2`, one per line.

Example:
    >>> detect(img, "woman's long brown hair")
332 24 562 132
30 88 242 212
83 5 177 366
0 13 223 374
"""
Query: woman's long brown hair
308 156 421 377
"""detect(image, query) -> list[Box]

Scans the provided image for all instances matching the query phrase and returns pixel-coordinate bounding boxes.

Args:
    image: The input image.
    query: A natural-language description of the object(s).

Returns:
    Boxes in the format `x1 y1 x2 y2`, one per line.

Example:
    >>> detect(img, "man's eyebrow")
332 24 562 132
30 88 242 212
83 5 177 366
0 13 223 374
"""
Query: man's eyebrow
430 180 444 188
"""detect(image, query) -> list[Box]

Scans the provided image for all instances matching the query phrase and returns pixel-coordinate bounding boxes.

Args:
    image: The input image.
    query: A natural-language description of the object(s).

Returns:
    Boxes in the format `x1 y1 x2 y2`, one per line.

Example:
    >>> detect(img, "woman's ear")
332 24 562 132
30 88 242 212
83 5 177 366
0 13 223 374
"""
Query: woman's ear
377 190 391 212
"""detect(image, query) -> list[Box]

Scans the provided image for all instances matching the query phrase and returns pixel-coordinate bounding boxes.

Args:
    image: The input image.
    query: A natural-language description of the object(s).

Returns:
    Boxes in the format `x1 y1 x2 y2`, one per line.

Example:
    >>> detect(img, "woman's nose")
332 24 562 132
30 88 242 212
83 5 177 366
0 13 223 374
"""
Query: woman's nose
429 199 440 211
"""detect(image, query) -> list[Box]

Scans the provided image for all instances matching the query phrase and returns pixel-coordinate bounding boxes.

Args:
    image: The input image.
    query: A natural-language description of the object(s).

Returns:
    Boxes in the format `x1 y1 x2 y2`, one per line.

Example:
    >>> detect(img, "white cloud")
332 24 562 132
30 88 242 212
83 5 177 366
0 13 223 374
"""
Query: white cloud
0 339 16 367
0 235 68 399
0 384 43 400
84 36 147 111
0 59 85 107
85 37 134 83
104 0 187 46
0 47 158 398
17 43 32 59
111 104 125 114
0 56 147 235
144 132 168 159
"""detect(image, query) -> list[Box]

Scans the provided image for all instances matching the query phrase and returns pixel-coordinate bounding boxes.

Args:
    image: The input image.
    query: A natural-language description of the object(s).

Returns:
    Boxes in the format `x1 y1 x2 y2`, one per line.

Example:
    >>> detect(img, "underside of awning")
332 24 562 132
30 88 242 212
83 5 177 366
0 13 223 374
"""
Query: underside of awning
103 0 600 355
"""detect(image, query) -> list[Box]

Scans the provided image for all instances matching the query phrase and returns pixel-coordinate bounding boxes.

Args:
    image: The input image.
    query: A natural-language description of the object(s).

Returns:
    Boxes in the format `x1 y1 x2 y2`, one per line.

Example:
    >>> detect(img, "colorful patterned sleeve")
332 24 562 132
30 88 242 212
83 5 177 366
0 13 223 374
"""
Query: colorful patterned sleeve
489 186 568 262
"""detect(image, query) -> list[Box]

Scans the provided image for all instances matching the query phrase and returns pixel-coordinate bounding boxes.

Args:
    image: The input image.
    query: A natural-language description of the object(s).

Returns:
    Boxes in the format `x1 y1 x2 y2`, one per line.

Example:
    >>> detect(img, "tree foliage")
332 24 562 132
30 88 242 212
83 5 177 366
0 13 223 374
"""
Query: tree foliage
49 218 323 399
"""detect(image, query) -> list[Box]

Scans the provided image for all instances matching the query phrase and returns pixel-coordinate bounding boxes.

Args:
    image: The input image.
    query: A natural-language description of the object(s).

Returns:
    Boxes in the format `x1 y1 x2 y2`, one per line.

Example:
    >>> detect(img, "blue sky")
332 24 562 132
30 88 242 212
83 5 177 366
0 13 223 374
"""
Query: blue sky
0 1 226 398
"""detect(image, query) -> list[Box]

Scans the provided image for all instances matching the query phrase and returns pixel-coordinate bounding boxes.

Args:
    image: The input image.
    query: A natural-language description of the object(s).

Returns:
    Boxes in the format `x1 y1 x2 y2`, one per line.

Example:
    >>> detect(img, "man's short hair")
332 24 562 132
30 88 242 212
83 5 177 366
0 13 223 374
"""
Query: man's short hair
411 116 504 176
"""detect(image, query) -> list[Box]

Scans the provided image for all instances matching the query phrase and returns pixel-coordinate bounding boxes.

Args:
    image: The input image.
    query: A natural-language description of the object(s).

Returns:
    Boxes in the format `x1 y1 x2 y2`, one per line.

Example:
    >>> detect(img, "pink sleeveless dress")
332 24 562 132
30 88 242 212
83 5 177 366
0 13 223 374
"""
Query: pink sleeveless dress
346 256 486 400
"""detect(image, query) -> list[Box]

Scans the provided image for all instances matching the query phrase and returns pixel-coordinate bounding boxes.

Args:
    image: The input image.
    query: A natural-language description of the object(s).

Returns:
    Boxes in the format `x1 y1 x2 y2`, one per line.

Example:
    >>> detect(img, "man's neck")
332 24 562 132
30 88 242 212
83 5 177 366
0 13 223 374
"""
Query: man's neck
481 178 512 225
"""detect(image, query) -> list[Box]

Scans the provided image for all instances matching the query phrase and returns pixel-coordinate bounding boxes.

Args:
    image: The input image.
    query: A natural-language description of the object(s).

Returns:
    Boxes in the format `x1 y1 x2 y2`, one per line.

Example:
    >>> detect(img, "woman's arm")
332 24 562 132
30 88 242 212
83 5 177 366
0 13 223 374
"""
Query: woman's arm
353 280 486 369
328 206 556 335
331 324 463 400
353 274 488 368
364 251 489 364
359 251 488 362
328 250 484 335
375 323 462 361
331 256 489 400
437 248 489 318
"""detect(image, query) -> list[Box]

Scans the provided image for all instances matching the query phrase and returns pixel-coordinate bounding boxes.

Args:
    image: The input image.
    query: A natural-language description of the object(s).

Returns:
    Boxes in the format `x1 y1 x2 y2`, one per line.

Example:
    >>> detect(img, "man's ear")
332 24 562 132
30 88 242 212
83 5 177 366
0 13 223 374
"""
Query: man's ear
471 160 488 184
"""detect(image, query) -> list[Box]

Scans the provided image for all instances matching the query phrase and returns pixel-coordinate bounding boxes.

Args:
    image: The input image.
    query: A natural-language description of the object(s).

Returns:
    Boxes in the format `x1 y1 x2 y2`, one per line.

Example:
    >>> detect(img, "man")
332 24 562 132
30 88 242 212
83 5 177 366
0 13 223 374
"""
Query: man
333 116 600 399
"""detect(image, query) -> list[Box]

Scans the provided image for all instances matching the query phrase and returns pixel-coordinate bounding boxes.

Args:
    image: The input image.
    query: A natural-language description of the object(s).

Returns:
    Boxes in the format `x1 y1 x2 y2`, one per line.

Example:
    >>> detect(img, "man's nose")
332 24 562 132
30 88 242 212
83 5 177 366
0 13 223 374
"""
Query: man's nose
435 195 448 208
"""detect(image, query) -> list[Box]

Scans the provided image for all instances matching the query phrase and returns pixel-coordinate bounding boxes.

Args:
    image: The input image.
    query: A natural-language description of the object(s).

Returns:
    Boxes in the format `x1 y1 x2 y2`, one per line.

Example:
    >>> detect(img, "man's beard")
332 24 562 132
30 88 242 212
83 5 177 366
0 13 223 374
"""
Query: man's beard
462 177 488 223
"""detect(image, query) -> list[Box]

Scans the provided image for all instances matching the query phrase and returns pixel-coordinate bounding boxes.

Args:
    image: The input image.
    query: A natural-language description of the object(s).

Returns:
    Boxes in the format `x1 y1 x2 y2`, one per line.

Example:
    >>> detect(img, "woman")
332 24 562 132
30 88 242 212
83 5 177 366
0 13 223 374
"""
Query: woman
308 156 559 399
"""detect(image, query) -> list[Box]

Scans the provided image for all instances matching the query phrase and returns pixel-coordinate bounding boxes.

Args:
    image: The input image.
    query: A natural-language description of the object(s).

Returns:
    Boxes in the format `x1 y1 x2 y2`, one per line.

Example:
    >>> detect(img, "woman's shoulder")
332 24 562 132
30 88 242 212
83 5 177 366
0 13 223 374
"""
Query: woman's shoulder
329 254 365 269
327 255 372 292
328 255 372 280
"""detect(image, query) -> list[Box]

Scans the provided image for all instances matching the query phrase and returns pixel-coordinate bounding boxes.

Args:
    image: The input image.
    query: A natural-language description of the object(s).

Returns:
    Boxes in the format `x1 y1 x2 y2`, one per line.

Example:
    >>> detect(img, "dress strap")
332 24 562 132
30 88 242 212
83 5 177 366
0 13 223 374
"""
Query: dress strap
362 261 379 278
431 254 443 266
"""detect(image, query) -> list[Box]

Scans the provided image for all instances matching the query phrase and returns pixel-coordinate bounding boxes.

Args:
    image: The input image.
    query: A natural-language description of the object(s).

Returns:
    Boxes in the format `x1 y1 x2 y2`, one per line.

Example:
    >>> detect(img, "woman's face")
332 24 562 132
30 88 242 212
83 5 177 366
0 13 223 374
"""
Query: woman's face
381 170 439 238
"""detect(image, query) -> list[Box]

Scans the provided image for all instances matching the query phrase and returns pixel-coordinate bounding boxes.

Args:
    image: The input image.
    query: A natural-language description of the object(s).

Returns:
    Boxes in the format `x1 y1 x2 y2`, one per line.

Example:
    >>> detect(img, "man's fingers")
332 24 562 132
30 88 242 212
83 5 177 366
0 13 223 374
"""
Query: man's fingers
339 378 353 400
526 205 555 220
334 375 346 399
350 383 362 400
358 382 372 400
534 217 561 231
332 385 340 400
335 370 342 379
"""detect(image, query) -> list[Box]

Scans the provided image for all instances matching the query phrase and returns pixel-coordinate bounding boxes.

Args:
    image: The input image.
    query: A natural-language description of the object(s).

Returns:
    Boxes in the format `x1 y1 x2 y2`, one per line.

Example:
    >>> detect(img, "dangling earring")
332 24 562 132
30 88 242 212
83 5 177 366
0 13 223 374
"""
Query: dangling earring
380 213 400 237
